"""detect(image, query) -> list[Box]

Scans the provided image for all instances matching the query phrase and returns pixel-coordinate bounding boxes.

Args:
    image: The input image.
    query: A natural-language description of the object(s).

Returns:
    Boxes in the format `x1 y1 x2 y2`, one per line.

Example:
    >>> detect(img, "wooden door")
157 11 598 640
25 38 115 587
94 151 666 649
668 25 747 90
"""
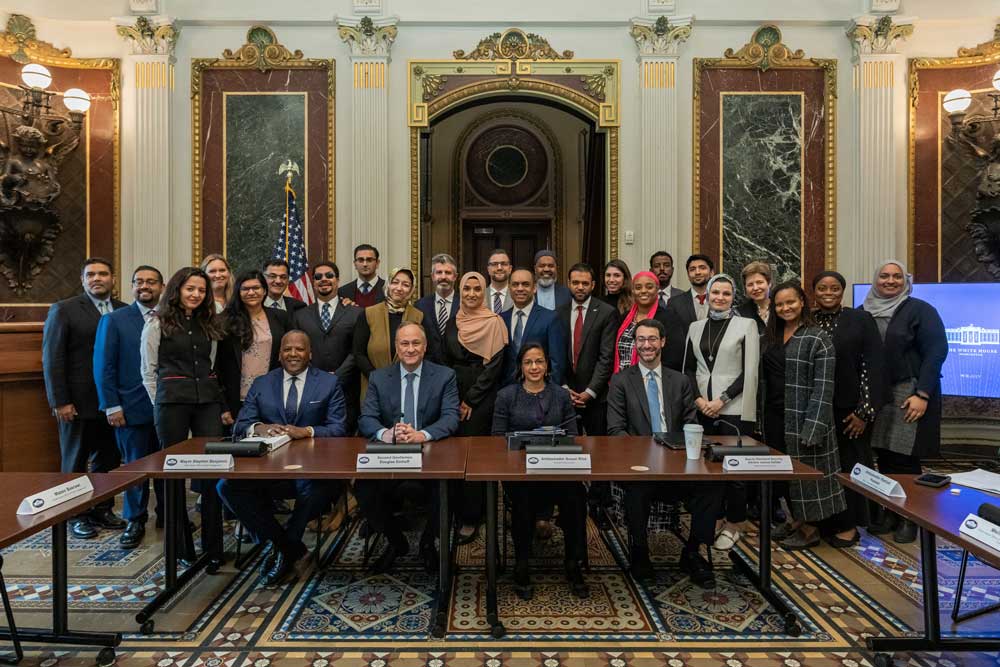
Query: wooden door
462 220 551 275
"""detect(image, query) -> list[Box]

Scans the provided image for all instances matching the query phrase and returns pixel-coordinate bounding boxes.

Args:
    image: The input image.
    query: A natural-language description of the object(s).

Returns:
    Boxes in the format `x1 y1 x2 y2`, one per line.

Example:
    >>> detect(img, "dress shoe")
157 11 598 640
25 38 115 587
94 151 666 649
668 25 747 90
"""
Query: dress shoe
893 519 917 544
869 509 898 536
70 517 98 539
513 559 533 600
91 507 126 530
565 560 590 598
780 530 821 551
629 555 655 582
119 521 146 549
456 524 479 546
419 541 438 574
771 523 795 541
680 548 715 588
826 530 860 549
259 543 278 577
260 543 306 587
372 537 409 574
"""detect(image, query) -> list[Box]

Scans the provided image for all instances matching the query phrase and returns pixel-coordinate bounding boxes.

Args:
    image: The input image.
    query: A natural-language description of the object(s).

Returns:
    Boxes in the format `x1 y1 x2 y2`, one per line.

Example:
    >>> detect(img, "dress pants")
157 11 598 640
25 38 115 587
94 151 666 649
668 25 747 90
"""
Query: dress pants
217 479 342 556
504 481 587 562
58 416 120 511
115 422 164 522
353 479 440 548
621 481 723 559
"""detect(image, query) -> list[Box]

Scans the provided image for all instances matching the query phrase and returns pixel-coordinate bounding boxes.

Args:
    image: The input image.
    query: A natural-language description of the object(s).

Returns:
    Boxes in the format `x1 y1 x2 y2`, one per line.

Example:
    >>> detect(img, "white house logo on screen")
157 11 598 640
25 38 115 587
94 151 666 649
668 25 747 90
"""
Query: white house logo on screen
166 458 178 467
31 498 44 508
965 518 979 530
853 465 862 476
727 458 740 468
527 457 539 465
945 324 1000 347
358 456 370 464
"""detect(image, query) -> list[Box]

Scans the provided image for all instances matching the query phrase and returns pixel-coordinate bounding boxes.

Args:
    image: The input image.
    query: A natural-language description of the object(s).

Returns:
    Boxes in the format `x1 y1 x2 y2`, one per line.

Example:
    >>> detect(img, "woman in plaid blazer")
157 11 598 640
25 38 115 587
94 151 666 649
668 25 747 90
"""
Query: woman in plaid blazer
760 281 846 550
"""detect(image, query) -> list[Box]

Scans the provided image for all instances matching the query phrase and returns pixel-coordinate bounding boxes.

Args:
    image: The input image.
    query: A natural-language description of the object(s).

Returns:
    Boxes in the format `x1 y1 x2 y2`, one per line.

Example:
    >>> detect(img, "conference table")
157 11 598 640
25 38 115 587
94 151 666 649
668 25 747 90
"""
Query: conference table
0 472 146 666
112 436 468 638
466 435 822 638
838 473 1000 667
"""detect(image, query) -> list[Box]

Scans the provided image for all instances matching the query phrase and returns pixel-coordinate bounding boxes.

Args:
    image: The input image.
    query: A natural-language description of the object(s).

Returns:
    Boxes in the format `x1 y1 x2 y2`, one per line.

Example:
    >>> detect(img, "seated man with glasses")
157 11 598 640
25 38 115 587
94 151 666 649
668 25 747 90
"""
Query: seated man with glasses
262 259 306 314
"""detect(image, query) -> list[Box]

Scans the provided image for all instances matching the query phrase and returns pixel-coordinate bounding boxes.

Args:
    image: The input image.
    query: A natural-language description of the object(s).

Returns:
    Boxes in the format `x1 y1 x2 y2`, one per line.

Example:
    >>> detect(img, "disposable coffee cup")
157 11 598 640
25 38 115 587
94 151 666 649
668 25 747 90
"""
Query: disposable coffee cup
683 424 704 460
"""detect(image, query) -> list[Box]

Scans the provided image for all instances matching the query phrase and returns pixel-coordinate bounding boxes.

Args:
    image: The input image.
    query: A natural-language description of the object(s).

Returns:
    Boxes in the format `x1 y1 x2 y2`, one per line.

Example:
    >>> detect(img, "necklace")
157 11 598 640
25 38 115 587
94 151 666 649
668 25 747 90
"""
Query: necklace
707 319 727 362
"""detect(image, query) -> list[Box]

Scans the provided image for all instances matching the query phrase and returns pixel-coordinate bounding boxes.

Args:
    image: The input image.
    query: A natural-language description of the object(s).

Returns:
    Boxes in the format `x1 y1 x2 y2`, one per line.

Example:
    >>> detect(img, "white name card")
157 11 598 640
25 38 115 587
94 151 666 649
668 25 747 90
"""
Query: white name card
851 463 907 498
17 476 94 515
723 455 793 472
163 454 234 471
526 454 592 470
356 453 422 470
959 513 1000 553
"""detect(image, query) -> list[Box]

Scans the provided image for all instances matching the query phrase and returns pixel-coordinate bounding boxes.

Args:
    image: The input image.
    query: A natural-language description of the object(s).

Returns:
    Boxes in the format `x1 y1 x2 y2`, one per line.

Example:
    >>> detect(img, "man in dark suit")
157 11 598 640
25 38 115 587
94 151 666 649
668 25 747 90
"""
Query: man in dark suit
262 259 307 314
293 260 363 432
355 323 460 573
666 254 715 332
501 269 566 385
217 330 347 586
42 258 128 539
93 265 165 548
650 251 685 309
607 318 722 587
414 253 460 355
338 243 385 308
533 249 572 309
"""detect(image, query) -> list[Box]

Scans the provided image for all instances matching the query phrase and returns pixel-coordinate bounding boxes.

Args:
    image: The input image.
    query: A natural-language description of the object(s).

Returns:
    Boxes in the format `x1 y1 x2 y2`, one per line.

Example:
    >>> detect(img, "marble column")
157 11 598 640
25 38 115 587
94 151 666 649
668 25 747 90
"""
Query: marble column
115 15 177 280
629 16 692 267
846 15 913 289
338 16 398 266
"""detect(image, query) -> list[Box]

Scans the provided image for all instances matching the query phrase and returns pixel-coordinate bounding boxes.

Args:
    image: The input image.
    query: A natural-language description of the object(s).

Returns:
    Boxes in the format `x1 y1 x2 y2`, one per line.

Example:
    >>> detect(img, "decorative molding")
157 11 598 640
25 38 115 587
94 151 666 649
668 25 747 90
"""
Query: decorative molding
412 65 446 101
629 15 693 58
0 14 72 65
219 25 304 72
958 22 1000 58
580 65 616 100
847 15 914 58
337 16 398 58
115 15 178 57
453 28 573 61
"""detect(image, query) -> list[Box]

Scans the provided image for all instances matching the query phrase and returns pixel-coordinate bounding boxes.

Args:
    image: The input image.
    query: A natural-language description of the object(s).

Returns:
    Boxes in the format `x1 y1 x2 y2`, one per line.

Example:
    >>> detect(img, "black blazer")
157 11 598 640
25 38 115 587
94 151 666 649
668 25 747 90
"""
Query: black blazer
606 363 697 436
215 308 290 415
293 300 362 376
43 293 127 416
824 307 886 415
736 300 767 334
557 299 619 399
267 295 306 314
666 289 699 332
338 277 386 304
491 382 580 435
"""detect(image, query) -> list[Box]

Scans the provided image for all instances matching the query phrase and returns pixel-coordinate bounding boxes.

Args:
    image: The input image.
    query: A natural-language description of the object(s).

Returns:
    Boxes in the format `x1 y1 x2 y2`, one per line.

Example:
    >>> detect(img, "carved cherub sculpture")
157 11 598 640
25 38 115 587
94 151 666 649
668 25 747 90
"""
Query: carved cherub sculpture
0 125 61 208
967 132 1000 279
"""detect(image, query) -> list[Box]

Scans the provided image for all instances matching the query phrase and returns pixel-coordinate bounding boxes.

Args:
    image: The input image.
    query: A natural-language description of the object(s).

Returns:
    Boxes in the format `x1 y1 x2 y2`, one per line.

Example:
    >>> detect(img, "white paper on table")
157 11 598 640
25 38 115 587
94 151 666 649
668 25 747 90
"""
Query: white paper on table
949 469 1000 496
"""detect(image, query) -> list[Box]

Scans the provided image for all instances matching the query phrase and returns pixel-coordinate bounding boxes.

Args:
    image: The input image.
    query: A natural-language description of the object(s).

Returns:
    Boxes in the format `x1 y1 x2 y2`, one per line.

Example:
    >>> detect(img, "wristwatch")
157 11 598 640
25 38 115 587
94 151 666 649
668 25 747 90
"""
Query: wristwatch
719 391 732 404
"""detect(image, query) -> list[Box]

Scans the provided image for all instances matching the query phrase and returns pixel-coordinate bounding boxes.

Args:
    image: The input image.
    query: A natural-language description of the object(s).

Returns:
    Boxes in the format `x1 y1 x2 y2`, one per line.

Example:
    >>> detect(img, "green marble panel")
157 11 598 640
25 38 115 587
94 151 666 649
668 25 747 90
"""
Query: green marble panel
225 93 306 275
721 93 802 282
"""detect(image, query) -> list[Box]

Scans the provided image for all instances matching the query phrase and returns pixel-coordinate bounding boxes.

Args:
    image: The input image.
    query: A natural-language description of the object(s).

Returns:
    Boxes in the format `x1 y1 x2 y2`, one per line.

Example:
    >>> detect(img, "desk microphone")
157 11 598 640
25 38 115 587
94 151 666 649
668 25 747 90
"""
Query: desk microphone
713 419 743 447
704 420 769 462
392 411 404 446
367 411 421 453
978 502 1000 526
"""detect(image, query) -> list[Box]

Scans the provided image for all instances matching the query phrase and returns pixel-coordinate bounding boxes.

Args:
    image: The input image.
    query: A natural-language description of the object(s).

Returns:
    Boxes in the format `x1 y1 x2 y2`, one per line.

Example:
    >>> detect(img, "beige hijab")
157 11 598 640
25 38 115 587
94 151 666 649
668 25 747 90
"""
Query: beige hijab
455 272 507 362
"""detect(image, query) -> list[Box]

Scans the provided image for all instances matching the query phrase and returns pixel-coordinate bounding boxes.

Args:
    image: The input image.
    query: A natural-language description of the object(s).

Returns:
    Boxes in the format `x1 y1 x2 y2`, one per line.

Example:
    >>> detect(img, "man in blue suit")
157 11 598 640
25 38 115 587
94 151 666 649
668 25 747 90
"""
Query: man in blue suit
93 265 164 548
218 330 347 586
500 268 567 386
414 253 460 356
355 323 460 573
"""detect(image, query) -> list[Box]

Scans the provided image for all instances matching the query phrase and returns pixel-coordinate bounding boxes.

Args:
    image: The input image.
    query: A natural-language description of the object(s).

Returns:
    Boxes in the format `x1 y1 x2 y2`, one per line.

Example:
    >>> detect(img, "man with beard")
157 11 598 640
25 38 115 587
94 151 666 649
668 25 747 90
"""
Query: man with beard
533 249 572 309
501 268 566 385
415 253 460 355
486 249 514 314
666 254 716 331
650 251 684 309
293 261 363 432
338 244 385 308
94 265 165 548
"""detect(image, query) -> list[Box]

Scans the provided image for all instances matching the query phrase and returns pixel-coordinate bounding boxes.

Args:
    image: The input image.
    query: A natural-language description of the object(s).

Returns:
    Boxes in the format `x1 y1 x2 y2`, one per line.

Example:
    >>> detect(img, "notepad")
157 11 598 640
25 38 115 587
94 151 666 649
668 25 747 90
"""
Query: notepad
950 469 1000 496
241 434 292 453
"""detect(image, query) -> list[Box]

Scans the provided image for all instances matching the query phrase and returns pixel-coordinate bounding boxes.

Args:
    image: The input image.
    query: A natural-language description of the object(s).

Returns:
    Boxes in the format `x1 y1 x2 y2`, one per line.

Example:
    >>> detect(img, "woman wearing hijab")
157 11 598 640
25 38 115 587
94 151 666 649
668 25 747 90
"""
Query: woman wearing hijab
682 274 760 550
613 271 685 373
862 260 947 544
812 270 886 547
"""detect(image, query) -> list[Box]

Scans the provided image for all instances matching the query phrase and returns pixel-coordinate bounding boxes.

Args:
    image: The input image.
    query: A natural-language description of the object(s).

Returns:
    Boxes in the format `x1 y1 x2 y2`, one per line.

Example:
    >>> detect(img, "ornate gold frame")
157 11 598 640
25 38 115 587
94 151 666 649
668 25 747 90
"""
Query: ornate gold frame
692 25 837 270
190 26 335 264
907 24 1000 275
408 28 620 273
0 14 121 304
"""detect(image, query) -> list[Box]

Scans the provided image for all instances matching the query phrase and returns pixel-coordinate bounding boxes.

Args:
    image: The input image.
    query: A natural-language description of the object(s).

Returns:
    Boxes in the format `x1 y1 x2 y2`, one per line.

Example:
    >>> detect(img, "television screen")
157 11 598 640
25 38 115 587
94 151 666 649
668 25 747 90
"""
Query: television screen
852 283 1000 399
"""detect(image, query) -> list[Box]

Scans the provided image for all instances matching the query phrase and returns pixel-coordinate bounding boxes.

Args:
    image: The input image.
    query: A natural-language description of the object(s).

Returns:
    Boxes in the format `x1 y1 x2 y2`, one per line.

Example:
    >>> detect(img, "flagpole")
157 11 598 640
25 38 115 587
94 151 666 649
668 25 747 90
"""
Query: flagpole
284 173 293 262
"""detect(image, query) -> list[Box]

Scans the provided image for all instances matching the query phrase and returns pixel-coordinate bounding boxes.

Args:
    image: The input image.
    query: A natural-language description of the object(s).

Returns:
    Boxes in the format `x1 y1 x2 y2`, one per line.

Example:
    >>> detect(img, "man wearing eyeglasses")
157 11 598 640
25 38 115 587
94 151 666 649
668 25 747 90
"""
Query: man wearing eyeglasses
486 249 514 314
338 244 385 308
262 259 307 314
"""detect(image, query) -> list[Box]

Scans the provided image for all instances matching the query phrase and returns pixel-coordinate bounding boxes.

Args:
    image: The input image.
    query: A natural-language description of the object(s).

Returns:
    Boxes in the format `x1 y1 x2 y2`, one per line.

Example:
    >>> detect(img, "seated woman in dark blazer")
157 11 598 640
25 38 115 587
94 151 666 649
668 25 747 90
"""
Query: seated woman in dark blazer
492 343 589 601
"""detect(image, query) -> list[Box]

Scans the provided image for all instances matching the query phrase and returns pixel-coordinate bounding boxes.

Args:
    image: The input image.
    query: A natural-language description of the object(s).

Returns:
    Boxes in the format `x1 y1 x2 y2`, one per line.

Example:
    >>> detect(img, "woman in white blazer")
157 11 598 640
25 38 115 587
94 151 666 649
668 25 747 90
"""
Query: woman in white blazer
683 274 760 550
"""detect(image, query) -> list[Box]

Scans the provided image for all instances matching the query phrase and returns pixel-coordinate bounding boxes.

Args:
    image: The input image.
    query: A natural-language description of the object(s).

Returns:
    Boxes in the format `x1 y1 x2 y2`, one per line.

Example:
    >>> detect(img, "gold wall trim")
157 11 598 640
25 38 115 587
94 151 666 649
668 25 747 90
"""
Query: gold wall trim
643 60 675 89
354 61 386 89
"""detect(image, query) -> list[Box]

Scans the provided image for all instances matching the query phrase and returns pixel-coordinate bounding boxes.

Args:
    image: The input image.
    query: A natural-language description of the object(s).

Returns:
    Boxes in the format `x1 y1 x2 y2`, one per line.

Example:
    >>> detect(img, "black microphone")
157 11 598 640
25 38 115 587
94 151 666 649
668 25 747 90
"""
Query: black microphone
978 502 1000 526
392 411 405 446
713 419 743 447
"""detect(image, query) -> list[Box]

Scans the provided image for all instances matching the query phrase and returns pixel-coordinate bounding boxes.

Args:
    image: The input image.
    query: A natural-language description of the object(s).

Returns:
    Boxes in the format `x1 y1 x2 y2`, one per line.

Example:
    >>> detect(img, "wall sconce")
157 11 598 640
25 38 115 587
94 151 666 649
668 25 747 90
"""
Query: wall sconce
943 68 1000 137
13 63 91 130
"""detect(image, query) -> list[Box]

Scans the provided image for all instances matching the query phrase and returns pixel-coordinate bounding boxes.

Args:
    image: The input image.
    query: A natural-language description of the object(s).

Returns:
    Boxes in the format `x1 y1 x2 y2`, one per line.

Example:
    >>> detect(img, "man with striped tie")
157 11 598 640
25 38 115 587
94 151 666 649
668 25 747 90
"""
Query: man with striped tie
486 249 514 314
415 253 460 357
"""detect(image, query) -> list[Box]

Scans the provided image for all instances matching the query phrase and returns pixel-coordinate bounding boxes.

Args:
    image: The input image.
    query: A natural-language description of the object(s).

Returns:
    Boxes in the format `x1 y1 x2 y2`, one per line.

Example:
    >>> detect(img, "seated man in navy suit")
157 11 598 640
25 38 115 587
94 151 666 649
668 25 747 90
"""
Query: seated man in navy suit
355 323 460 573
218 330 347 586
500 268 566 386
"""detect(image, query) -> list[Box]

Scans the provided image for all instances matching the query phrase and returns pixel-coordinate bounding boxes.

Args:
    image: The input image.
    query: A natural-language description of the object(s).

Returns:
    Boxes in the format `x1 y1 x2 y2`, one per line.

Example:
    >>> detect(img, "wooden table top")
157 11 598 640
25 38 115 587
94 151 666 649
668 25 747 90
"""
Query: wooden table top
112 437 470 480
0 472 147 550
838 473 1000 570
464 435 824 481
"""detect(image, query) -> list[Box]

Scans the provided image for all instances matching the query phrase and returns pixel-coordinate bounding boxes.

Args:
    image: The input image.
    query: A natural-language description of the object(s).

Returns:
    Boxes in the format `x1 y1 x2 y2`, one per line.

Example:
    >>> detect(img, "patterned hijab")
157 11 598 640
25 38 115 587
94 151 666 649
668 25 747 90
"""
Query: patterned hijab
454 272 507 362
706 274 736 320
384 268 415 314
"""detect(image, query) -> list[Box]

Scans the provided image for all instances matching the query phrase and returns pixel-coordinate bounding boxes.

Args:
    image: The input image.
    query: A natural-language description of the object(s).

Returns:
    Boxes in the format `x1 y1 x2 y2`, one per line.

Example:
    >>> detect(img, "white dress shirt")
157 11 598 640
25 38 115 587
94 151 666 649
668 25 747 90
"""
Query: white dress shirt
377 362 432 442
265 295 286 310
638 362 667 428
436 292 454 312
318 294 338 318
509 300 535 344
692 290 709 321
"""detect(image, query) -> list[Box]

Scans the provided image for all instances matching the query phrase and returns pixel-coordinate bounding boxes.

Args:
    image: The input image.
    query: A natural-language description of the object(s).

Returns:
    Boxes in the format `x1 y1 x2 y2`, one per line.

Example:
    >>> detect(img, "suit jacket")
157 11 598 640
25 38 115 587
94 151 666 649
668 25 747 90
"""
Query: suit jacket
606 364 697 436
293 300 361 377
93 302 154 425
558 298 619 399
267 295 306 314
658 286 685 309
683 315 759 422
338 277 386 304
358 360 460 442
43 293 127 416
233 366 346 438
666 288 700 332
501 303 567 385
415 292 460 354
215 308 290 415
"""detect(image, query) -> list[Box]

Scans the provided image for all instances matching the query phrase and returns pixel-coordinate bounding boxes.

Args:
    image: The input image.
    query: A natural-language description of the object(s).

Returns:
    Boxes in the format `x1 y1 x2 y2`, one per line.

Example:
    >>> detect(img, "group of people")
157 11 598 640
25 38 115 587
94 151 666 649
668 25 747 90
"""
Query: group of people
41 243 948 595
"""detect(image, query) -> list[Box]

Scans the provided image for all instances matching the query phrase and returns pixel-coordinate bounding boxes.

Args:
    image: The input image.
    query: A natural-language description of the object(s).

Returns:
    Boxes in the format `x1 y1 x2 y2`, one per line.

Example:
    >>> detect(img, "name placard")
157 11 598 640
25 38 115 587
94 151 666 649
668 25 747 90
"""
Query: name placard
723 455 793 472
356 453 422 470
851 463 906 498
163 454 234 471
526 454 592 470
959 513 1000 553
17 476 94 515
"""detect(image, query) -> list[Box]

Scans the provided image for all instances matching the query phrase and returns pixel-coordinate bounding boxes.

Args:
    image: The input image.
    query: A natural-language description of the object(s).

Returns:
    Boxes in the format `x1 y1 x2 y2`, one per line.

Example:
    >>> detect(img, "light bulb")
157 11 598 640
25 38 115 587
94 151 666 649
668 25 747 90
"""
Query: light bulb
62 88 91 113
993 68 1000 93
20 63 52 89
942 89 972 114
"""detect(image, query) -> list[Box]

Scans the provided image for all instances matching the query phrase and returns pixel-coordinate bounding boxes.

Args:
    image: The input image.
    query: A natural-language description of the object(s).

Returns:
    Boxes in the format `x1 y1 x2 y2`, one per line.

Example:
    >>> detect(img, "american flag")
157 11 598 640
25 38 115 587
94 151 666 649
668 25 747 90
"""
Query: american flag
271 181 314 304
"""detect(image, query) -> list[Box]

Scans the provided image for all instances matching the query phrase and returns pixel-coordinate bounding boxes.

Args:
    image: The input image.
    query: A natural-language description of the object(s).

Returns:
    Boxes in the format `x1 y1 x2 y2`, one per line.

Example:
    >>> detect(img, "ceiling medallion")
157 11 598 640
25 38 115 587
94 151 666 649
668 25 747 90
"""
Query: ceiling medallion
453 28 574 61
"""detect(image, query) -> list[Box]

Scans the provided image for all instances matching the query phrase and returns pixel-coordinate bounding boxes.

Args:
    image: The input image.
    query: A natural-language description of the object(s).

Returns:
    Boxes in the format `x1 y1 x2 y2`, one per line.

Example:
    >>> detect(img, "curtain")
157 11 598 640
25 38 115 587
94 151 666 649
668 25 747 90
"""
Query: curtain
580 129 607 272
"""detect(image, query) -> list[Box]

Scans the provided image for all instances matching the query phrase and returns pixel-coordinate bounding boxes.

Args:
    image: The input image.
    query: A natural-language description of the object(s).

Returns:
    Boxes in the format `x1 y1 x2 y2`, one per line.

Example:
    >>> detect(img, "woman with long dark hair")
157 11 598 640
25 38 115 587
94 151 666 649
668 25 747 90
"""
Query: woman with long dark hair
602 259 633 315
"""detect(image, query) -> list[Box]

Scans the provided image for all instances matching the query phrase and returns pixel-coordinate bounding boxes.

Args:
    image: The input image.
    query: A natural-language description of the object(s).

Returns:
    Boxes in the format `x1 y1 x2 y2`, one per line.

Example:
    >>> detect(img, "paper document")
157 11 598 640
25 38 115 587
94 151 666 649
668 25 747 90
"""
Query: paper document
241 434 292 453
949 469 1000 496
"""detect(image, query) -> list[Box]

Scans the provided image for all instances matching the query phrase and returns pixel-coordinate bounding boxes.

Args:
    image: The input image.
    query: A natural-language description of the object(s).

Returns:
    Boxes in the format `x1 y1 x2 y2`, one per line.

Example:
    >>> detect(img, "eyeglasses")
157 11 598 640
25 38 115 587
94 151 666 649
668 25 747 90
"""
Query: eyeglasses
313 271 337 280
132 278 160 286
239 285 264 293
263 273 289 281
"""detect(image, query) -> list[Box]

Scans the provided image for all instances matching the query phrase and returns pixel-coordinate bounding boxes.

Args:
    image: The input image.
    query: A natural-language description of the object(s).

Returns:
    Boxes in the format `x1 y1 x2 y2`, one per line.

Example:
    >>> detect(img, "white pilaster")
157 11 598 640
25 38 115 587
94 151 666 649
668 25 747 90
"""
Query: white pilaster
115 15 177 283
630 15 692 267
338 16 398 266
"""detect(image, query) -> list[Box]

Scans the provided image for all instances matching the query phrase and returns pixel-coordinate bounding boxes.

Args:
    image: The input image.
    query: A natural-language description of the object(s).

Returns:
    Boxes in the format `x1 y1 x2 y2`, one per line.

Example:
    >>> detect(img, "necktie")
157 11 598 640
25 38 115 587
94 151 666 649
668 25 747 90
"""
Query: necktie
513 310 525 349
320 302 332 332
493 291 502 314
646 371 662 433
572 305 584 369
98 301 109 315
360 282 370 295
403 372 416 428
437 298 448 336
696 294 707 305
284 375 299 424
659 290 669 307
